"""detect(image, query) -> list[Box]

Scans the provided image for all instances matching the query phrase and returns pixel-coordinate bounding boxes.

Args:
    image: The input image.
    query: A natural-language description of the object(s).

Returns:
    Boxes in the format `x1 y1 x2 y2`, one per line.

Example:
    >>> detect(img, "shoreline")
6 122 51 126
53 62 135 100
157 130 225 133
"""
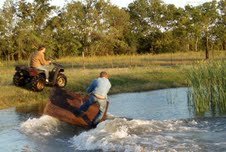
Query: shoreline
0 66 187 110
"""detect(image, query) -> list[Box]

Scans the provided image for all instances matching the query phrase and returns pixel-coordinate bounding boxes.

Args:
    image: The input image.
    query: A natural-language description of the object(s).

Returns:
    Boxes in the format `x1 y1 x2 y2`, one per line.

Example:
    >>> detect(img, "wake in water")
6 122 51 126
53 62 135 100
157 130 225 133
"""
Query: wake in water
19 113 226 152
20 115 61 138
70 117 226 152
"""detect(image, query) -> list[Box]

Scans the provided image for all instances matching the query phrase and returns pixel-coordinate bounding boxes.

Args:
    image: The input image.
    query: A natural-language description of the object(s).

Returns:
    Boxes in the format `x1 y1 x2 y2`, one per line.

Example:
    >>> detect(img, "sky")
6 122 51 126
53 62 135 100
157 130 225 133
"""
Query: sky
0 0 214 9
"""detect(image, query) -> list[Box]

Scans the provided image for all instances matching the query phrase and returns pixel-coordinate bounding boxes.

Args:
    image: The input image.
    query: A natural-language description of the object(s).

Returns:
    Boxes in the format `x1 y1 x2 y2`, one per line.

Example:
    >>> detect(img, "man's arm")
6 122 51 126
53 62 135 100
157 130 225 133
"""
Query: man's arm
87 80 97 94
106 80 111 95
39 53 50 65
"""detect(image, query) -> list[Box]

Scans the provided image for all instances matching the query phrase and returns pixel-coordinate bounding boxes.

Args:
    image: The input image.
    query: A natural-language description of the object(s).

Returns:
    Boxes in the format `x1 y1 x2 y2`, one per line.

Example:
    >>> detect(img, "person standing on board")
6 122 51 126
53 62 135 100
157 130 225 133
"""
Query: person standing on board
30 46 51 83
79 71 111 126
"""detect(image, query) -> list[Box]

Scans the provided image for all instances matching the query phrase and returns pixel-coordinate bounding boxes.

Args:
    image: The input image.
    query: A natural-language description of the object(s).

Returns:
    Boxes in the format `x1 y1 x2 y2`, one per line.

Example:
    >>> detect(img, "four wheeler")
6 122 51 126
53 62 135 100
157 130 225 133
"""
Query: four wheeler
13 62 67 91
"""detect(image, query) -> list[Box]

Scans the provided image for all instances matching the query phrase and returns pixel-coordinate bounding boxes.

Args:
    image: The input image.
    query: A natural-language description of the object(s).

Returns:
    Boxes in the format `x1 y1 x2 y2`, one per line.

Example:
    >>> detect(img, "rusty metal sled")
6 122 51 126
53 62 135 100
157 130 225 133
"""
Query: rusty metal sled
43 88 108 128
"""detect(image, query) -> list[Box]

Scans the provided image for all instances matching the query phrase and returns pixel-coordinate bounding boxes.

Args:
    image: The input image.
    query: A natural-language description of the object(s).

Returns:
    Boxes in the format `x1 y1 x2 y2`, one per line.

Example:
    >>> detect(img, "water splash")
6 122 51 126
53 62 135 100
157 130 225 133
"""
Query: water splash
20 115 60 138
70 118 204 152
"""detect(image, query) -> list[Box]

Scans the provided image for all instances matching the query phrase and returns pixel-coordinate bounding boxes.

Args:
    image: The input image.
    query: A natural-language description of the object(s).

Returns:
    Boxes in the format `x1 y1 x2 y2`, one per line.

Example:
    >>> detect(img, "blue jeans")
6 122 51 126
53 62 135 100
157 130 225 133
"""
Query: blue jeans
80 95 107 124
36 65 49 80
79 95 95 112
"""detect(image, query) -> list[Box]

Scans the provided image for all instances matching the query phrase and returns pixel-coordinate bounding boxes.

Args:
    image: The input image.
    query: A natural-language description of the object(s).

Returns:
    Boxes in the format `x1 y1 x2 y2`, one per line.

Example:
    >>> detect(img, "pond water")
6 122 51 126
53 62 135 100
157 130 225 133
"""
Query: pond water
0 87 226 152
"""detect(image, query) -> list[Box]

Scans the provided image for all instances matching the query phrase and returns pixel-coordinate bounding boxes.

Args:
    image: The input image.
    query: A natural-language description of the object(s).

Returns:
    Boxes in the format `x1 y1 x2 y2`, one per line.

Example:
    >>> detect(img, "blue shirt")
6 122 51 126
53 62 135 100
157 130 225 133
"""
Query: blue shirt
87 77 111 98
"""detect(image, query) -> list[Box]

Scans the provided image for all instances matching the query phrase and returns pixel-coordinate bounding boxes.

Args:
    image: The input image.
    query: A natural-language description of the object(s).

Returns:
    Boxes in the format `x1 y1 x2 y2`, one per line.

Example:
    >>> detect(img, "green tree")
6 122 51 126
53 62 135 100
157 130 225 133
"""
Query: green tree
184 5 203 52
0 0 224 60
129 0 175 53
0 0 16 60
213 0 226 50
12 0 56 60
58 0 132 56
199 1 218 59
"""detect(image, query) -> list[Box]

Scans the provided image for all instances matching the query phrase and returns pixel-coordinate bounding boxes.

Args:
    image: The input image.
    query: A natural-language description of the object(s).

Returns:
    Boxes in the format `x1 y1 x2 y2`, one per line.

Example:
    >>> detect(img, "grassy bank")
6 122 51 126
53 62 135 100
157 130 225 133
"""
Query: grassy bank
0 65 187 110
53 51 226 68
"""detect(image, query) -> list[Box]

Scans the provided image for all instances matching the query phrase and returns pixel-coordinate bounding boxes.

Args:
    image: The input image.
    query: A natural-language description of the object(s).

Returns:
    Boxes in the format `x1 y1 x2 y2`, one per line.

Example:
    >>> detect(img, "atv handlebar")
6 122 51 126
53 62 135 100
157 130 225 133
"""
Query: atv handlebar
47 57 64 68
51 62 64 68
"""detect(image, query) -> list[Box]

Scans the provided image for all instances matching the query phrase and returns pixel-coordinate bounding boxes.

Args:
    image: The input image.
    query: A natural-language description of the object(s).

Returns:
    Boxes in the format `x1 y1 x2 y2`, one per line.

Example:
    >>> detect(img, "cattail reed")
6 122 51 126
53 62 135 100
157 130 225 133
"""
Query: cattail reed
187 60 226 115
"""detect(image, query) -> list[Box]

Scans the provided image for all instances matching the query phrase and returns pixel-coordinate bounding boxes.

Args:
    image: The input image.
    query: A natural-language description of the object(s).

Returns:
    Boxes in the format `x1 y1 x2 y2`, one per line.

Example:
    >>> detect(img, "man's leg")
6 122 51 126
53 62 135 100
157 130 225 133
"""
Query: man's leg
37 66 49 82
98 99 107 113
92 99 107 126
79 95 95 112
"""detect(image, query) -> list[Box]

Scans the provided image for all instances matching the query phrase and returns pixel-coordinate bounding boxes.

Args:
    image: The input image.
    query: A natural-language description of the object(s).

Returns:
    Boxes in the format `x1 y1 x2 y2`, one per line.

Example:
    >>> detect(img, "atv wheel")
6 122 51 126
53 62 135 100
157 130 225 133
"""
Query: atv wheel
13 72 25 86
56 73 67 88
31 76 45 91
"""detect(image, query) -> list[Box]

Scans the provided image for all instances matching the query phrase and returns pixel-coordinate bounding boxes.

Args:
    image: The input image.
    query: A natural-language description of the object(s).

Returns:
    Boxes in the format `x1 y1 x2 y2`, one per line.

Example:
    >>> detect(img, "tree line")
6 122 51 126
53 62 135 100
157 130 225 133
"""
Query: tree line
0 0 225 61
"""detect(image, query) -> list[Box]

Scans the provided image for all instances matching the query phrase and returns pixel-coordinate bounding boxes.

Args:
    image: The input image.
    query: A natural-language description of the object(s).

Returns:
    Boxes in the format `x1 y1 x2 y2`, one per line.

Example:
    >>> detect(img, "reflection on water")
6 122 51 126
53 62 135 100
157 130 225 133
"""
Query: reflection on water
0 87 226 152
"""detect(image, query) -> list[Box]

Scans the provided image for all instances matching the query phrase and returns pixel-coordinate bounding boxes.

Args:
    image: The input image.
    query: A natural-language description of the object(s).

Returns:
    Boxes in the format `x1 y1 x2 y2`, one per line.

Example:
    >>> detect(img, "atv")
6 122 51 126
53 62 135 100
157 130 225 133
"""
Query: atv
13 62 67 91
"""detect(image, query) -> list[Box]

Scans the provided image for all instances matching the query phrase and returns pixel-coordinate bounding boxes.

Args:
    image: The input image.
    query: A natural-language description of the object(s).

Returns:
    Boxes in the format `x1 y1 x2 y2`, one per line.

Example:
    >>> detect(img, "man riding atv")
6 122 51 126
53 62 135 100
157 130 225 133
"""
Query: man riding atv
13 46 67 91
30 46 51 83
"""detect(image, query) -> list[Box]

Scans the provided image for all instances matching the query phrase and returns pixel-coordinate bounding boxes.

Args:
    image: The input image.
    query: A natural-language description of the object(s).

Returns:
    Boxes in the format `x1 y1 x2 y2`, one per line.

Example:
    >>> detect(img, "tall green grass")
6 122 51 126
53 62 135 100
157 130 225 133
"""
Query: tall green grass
187 60 226 115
